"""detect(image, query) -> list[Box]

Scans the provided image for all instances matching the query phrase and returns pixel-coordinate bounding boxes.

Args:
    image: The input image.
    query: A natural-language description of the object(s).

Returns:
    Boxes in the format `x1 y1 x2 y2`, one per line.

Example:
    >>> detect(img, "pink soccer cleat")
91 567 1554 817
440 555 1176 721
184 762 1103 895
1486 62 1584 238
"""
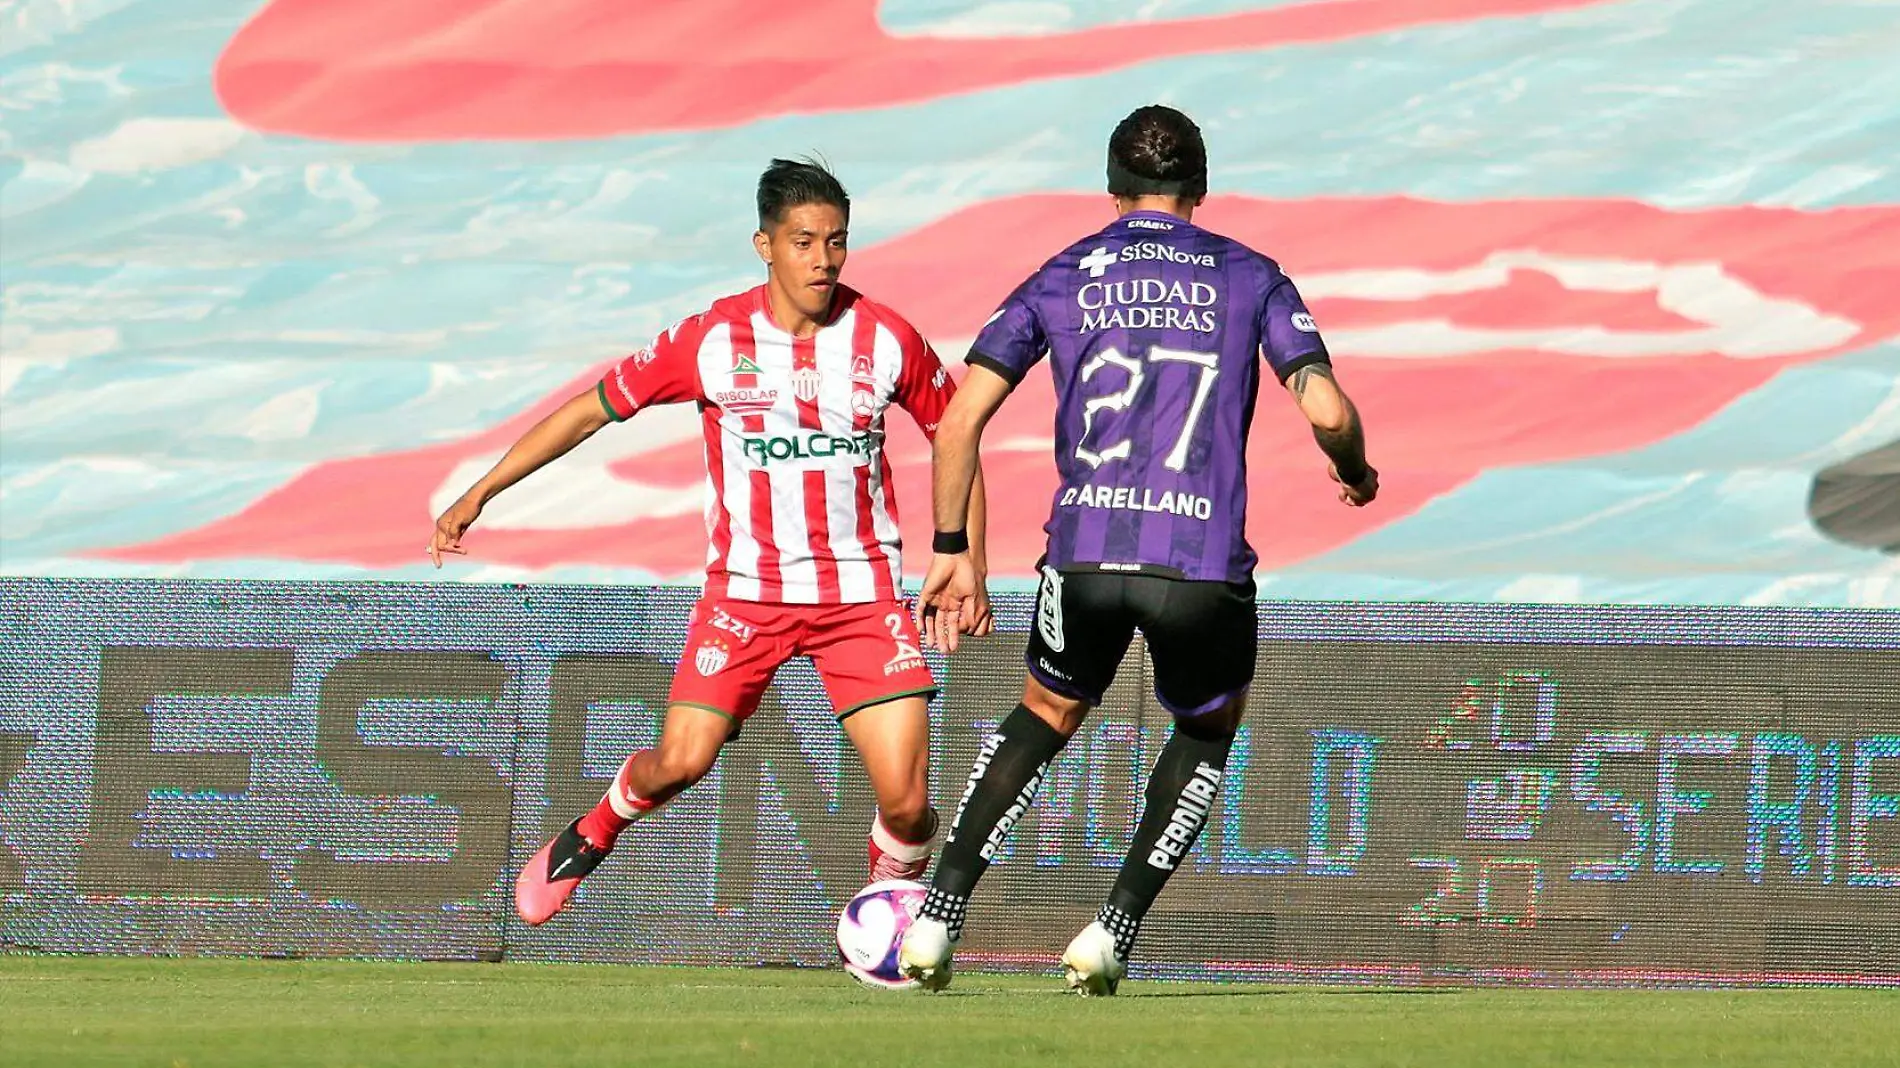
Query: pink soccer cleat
514 819 611 926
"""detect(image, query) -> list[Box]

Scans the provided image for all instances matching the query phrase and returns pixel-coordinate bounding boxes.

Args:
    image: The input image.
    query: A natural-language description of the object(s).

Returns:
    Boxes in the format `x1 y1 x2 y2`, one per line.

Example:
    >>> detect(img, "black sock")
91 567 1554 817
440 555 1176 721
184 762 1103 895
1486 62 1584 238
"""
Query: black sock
922 704 1069 938
1095 903 1142 963
1102 722 1235 958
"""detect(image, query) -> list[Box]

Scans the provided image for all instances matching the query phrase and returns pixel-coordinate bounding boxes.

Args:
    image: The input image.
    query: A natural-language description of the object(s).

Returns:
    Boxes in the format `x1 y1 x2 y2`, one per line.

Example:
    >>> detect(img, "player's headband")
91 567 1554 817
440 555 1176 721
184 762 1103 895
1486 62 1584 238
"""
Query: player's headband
1106 157 1206 197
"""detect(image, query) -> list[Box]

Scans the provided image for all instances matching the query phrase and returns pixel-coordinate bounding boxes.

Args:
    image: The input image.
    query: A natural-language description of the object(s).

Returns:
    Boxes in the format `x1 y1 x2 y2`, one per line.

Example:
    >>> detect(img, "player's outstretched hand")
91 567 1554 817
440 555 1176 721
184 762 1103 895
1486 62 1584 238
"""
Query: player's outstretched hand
916 552 981 654
968 575 994 639
428 495 483 568
1330 463 1379 508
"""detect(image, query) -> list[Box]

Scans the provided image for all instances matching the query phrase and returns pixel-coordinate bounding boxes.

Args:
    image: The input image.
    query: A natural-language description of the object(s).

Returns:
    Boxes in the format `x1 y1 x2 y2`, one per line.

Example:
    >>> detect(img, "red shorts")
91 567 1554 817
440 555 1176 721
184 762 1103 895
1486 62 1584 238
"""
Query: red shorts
669 598 937 722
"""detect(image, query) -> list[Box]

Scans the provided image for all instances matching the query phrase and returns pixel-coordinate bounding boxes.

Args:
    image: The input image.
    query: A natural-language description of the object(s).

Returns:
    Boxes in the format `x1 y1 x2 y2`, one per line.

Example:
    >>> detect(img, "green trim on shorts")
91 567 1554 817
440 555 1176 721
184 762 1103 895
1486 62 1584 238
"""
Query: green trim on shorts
670 700 737 723
835 686 938 722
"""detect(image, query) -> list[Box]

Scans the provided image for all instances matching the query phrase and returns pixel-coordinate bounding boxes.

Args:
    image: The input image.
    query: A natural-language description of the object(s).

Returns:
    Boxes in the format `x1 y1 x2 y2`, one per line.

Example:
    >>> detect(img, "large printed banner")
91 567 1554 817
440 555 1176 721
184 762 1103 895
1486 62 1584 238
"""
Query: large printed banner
98 195 1900 590
0 579 1895 985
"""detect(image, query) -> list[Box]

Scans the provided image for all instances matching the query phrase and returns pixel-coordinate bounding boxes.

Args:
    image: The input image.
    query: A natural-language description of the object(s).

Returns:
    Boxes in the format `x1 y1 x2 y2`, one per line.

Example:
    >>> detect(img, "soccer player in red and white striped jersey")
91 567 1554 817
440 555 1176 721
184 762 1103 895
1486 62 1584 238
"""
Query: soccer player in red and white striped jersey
427 159 990 926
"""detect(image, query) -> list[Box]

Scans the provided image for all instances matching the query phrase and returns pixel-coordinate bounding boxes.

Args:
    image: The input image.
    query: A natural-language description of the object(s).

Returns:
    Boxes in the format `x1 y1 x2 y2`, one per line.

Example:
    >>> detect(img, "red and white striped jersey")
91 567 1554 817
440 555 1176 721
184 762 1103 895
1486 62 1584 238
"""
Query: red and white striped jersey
597 284 956 604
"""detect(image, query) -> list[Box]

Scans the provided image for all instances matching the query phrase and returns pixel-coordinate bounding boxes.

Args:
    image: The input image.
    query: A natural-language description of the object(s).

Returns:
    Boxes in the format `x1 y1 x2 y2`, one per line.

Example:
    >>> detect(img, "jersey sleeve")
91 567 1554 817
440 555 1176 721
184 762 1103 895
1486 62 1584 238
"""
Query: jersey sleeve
966 271 1049 386
596 315 707 421
1257 267 1331 383
891 321 958 441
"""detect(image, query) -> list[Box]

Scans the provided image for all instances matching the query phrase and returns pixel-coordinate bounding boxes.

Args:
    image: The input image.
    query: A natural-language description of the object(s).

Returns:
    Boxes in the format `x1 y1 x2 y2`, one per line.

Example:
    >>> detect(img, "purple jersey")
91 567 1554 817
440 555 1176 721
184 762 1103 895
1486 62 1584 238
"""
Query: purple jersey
969 210 1328 582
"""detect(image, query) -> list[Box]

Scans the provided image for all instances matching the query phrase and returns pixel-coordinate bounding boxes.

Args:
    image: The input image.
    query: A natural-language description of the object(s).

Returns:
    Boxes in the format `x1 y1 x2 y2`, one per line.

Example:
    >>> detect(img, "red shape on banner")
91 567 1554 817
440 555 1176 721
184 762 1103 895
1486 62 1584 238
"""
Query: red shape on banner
99 195 1900 578
214 0 1619 141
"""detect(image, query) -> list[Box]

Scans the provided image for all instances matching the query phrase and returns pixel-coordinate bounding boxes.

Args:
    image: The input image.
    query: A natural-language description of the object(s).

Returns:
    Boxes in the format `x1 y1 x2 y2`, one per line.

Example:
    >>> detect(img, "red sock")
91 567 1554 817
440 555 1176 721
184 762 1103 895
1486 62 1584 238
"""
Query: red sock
576 751 659 849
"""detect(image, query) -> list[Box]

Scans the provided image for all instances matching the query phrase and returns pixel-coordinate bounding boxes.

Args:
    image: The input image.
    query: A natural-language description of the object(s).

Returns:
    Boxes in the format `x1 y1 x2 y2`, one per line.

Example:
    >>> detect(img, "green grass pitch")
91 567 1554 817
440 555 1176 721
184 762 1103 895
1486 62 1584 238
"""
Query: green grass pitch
1 955 1894 1068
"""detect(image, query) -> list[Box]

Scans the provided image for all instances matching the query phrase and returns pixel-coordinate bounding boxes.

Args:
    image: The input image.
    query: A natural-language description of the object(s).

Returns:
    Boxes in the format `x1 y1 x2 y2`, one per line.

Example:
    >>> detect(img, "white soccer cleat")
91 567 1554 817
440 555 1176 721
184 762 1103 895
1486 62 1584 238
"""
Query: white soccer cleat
1061 921 1127 997
897 916 956 992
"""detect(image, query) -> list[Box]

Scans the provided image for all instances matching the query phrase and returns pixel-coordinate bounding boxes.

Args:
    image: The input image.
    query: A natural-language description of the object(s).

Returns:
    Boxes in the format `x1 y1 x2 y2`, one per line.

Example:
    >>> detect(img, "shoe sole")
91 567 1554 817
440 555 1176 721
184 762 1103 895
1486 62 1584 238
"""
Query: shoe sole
898 957 953 992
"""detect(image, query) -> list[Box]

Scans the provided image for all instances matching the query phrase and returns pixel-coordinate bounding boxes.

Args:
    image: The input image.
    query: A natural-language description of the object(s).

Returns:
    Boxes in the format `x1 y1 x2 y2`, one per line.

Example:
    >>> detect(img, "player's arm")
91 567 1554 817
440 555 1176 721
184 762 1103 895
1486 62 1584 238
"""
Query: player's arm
917 277 1047 649
1286 363 1376 507
1259 268 1377 507
937 272 1046 534
887 317 997 642
427 391 610 565
967 462 989 585
930 365 1011 545
429 326 704 566
920 365 1013 650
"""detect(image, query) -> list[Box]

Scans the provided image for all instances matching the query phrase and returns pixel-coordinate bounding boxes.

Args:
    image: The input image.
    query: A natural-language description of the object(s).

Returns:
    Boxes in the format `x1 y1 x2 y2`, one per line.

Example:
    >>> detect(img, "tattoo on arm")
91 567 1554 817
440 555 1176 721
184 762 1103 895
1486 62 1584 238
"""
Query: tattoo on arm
1289 363 1368 480
1288 363 1332 399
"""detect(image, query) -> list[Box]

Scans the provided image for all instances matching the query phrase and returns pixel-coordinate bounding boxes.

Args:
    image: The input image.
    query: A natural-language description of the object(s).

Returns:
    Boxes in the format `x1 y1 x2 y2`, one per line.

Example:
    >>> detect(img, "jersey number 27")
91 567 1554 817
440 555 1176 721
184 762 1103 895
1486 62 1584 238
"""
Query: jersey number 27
1074 344 1219 473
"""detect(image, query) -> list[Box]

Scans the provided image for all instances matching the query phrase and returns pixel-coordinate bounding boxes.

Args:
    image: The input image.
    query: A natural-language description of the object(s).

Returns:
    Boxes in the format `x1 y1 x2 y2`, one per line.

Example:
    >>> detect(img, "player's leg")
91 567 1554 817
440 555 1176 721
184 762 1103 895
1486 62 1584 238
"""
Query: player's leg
516 701 739 926
901 565 1134 989
840 695 935 880
802 601 940 879
515 600 783 925
576 703 733 848
1062 576 1256 995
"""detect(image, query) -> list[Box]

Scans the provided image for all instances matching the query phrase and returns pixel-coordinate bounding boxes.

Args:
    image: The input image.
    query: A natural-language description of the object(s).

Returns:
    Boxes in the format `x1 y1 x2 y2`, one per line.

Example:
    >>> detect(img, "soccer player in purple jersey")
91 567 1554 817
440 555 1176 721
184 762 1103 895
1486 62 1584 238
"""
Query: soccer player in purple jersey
899 105 1378 995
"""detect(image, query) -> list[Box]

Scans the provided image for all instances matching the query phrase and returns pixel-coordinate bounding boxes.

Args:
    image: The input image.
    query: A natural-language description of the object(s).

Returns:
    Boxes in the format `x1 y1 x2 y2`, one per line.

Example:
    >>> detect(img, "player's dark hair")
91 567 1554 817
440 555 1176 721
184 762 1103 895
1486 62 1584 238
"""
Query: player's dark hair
1106 105 1208 199
756 157 850 230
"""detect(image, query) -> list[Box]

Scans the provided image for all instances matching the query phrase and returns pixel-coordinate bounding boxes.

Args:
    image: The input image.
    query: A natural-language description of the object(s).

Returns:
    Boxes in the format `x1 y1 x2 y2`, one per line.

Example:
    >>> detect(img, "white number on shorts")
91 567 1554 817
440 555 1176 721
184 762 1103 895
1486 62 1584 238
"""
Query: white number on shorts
885 612 906 640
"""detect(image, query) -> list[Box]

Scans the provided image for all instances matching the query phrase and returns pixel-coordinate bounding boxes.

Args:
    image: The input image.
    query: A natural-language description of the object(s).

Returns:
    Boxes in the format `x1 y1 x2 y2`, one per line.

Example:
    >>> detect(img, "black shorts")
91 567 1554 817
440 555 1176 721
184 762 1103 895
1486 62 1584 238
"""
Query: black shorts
1024 563 1257 716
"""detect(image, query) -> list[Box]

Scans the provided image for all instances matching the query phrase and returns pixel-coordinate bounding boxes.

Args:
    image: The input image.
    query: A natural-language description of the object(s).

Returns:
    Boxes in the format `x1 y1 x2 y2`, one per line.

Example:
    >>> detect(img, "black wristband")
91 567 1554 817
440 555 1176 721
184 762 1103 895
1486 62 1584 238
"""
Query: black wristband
1335 462 1371 488
932 529 970 555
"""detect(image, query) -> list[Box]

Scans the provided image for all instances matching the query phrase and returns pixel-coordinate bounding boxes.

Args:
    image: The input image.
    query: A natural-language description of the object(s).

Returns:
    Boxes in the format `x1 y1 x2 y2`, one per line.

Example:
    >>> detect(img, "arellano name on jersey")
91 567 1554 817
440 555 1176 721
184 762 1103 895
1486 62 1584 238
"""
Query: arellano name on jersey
1059 483 1214 520
741 431 875 466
